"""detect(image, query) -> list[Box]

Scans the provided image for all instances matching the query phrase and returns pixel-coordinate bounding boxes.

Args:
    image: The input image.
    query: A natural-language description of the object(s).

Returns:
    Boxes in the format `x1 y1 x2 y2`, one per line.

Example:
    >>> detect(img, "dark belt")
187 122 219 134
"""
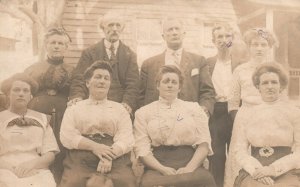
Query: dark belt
251 146 291 166
82 133 114 146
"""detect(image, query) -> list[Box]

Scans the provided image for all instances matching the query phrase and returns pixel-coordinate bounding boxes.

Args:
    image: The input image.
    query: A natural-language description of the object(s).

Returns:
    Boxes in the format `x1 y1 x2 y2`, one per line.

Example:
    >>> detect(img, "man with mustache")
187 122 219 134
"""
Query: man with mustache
139 17 216 116
69 11 139 114
206 23 238 187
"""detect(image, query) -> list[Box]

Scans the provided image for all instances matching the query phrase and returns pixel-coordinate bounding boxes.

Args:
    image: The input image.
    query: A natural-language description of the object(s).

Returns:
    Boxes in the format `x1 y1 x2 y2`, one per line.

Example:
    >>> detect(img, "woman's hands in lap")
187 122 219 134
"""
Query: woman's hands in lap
97 158 112 174
176 166 196 174
158 166 177 175
92 144 116 160
12 160 38 178
252 166 276 185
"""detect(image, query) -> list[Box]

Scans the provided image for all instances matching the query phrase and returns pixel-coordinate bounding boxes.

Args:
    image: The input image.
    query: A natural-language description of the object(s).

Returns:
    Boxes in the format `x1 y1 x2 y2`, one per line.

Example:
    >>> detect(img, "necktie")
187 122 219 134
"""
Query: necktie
109 43 116 62
172 51 180 66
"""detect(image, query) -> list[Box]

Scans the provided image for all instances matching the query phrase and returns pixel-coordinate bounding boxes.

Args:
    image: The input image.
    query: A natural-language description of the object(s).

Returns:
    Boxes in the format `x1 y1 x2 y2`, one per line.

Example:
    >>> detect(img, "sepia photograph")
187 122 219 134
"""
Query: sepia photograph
0 0 300 187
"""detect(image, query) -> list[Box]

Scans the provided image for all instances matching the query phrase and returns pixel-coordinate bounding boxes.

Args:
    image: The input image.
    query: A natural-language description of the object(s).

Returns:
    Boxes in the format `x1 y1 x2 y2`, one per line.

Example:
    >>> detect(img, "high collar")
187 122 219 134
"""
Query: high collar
158 97 179 108
47 56 64 65
87 97 108 105
166 47 183 56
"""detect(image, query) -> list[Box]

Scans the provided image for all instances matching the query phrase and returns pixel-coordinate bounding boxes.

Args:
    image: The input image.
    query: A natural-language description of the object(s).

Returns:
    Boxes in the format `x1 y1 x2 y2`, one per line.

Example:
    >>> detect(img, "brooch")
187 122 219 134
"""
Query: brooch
259 146 274 157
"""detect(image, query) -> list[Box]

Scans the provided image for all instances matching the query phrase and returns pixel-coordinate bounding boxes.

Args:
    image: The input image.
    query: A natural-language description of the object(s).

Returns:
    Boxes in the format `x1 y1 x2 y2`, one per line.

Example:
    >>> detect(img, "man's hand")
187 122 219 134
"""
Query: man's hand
13 161 38 178
122 102 132 114
252 166 276 179
158 166 177 176
97 158 112 174
92 144 116 161
67 97 83 107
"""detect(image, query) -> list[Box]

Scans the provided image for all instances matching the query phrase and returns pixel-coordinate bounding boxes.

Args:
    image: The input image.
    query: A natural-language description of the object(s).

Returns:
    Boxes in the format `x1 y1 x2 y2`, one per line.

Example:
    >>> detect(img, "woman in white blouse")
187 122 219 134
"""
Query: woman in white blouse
0 73 59 187
225 28 279 187
134 65 217 187
233 63 300 186
59 61 136 187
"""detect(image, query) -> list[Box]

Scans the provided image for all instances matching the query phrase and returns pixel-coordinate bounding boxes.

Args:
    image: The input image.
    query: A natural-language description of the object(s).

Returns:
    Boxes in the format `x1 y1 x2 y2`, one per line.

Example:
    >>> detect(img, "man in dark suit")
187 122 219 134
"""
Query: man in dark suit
69 12 139 113
206 23 248 187
139 18 216 116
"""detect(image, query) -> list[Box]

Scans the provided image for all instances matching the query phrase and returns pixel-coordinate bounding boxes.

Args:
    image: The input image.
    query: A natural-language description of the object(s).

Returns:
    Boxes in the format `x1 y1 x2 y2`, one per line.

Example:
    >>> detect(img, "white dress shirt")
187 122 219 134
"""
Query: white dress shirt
212 59 233 102
165 48 183 68
104 39 120 59
60 98 134 155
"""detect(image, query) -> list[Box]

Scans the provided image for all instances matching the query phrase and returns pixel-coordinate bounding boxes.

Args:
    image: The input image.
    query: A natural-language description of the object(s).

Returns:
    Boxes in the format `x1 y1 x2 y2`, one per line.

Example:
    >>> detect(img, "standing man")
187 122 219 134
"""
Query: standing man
69 12 139 113
139 17 216 116
206 23 242 187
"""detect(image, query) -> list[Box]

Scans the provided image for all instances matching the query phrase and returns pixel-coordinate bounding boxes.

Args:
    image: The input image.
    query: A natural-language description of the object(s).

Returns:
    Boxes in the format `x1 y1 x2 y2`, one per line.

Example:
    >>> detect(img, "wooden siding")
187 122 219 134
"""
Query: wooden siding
62 0 237 67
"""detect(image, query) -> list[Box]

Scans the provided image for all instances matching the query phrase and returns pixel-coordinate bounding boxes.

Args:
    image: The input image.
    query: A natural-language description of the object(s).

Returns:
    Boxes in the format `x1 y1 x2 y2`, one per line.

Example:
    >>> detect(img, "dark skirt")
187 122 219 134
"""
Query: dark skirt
59 135 136 187
141 145 217 187
234 146 300 187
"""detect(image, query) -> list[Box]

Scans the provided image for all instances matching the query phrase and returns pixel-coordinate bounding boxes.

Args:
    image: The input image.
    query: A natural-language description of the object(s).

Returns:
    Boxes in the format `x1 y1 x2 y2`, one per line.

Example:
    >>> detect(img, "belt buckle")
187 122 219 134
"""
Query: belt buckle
259 146 274 157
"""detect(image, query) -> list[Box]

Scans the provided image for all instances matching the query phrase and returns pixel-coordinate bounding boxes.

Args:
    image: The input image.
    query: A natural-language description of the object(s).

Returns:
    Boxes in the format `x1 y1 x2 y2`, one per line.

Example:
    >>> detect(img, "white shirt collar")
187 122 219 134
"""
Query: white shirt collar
104 39 120 50
87 97 108 105
166 47 183 56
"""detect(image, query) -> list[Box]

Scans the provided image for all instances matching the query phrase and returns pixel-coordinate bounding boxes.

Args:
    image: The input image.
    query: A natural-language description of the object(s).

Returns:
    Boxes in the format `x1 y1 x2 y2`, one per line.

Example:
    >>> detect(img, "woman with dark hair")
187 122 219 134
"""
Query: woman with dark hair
233 63 300 186
24 27 74 181
0 73 59 187
59 61 136 187
225 28 282 187
134 65 217 187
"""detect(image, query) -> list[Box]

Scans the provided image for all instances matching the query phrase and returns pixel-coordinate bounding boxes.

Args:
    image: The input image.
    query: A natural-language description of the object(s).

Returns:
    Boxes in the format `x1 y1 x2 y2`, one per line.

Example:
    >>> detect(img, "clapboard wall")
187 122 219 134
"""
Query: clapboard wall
62 0 238 67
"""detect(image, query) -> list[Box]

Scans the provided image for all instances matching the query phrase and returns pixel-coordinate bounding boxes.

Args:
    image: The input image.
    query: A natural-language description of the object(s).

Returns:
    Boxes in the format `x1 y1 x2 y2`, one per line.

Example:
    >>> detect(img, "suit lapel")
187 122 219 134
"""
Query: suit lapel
93 39 107 61
180 50 190 74
117 41 128 69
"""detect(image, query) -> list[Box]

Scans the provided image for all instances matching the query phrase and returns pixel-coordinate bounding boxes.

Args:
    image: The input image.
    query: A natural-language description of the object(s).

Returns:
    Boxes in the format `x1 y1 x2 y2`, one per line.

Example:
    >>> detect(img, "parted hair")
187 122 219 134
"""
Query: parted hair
155 65 184 88
252 62 288 90
84 60 113 81
1 73 39 95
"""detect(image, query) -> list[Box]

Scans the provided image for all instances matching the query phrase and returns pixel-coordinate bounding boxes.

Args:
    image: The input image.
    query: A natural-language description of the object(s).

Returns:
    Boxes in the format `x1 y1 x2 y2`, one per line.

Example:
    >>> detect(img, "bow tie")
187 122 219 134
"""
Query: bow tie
7 117 43 128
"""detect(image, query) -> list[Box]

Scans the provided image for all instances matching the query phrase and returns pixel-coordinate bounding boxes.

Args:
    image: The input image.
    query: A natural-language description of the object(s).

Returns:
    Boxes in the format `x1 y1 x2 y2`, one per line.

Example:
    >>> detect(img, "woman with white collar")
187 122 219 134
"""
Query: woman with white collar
134 65 216 187
225 28 282 187
233 63 300 186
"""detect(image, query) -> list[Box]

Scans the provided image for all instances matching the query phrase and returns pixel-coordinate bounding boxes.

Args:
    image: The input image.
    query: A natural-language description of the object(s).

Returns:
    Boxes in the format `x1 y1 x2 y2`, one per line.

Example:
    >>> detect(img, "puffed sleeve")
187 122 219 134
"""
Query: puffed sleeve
269 110 300 177
228 67 241 112
134 108 152 158
191 102 213 155
234 116 263 175
112 107 135 155
60 106 84 149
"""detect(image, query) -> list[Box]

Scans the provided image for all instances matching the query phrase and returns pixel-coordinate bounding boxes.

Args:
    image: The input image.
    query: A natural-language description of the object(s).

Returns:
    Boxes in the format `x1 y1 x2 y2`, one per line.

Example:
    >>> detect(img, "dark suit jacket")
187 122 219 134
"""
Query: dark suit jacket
69 39 139 110
206 55 241 76
139 50 216 114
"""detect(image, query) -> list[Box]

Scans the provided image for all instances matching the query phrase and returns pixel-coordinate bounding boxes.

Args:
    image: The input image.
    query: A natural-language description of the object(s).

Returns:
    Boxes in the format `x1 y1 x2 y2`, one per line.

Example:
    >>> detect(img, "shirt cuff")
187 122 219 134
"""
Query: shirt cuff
112 142 130 155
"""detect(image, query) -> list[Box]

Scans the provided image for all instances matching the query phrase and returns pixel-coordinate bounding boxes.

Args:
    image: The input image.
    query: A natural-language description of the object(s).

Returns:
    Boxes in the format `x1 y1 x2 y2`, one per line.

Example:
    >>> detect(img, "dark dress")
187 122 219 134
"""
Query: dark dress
24 57 74 183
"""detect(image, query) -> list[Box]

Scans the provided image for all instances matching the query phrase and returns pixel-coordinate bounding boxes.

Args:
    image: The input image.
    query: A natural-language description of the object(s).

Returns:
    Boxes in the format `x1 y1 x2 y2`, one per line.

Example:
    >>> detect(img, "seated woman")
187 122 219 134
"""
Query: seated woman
59 61 136 187
0 73 59 187
233 63 300 187
134 65 217 187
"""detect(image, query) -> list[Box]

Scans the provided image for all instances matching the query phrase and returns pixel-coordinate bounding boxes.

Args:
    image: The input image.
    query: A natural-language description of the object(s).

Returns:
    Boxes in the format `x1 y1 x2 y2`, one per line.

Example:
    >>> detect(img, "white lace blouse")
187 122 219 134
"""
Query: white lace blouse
233 100 300 176
134 98 212 158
